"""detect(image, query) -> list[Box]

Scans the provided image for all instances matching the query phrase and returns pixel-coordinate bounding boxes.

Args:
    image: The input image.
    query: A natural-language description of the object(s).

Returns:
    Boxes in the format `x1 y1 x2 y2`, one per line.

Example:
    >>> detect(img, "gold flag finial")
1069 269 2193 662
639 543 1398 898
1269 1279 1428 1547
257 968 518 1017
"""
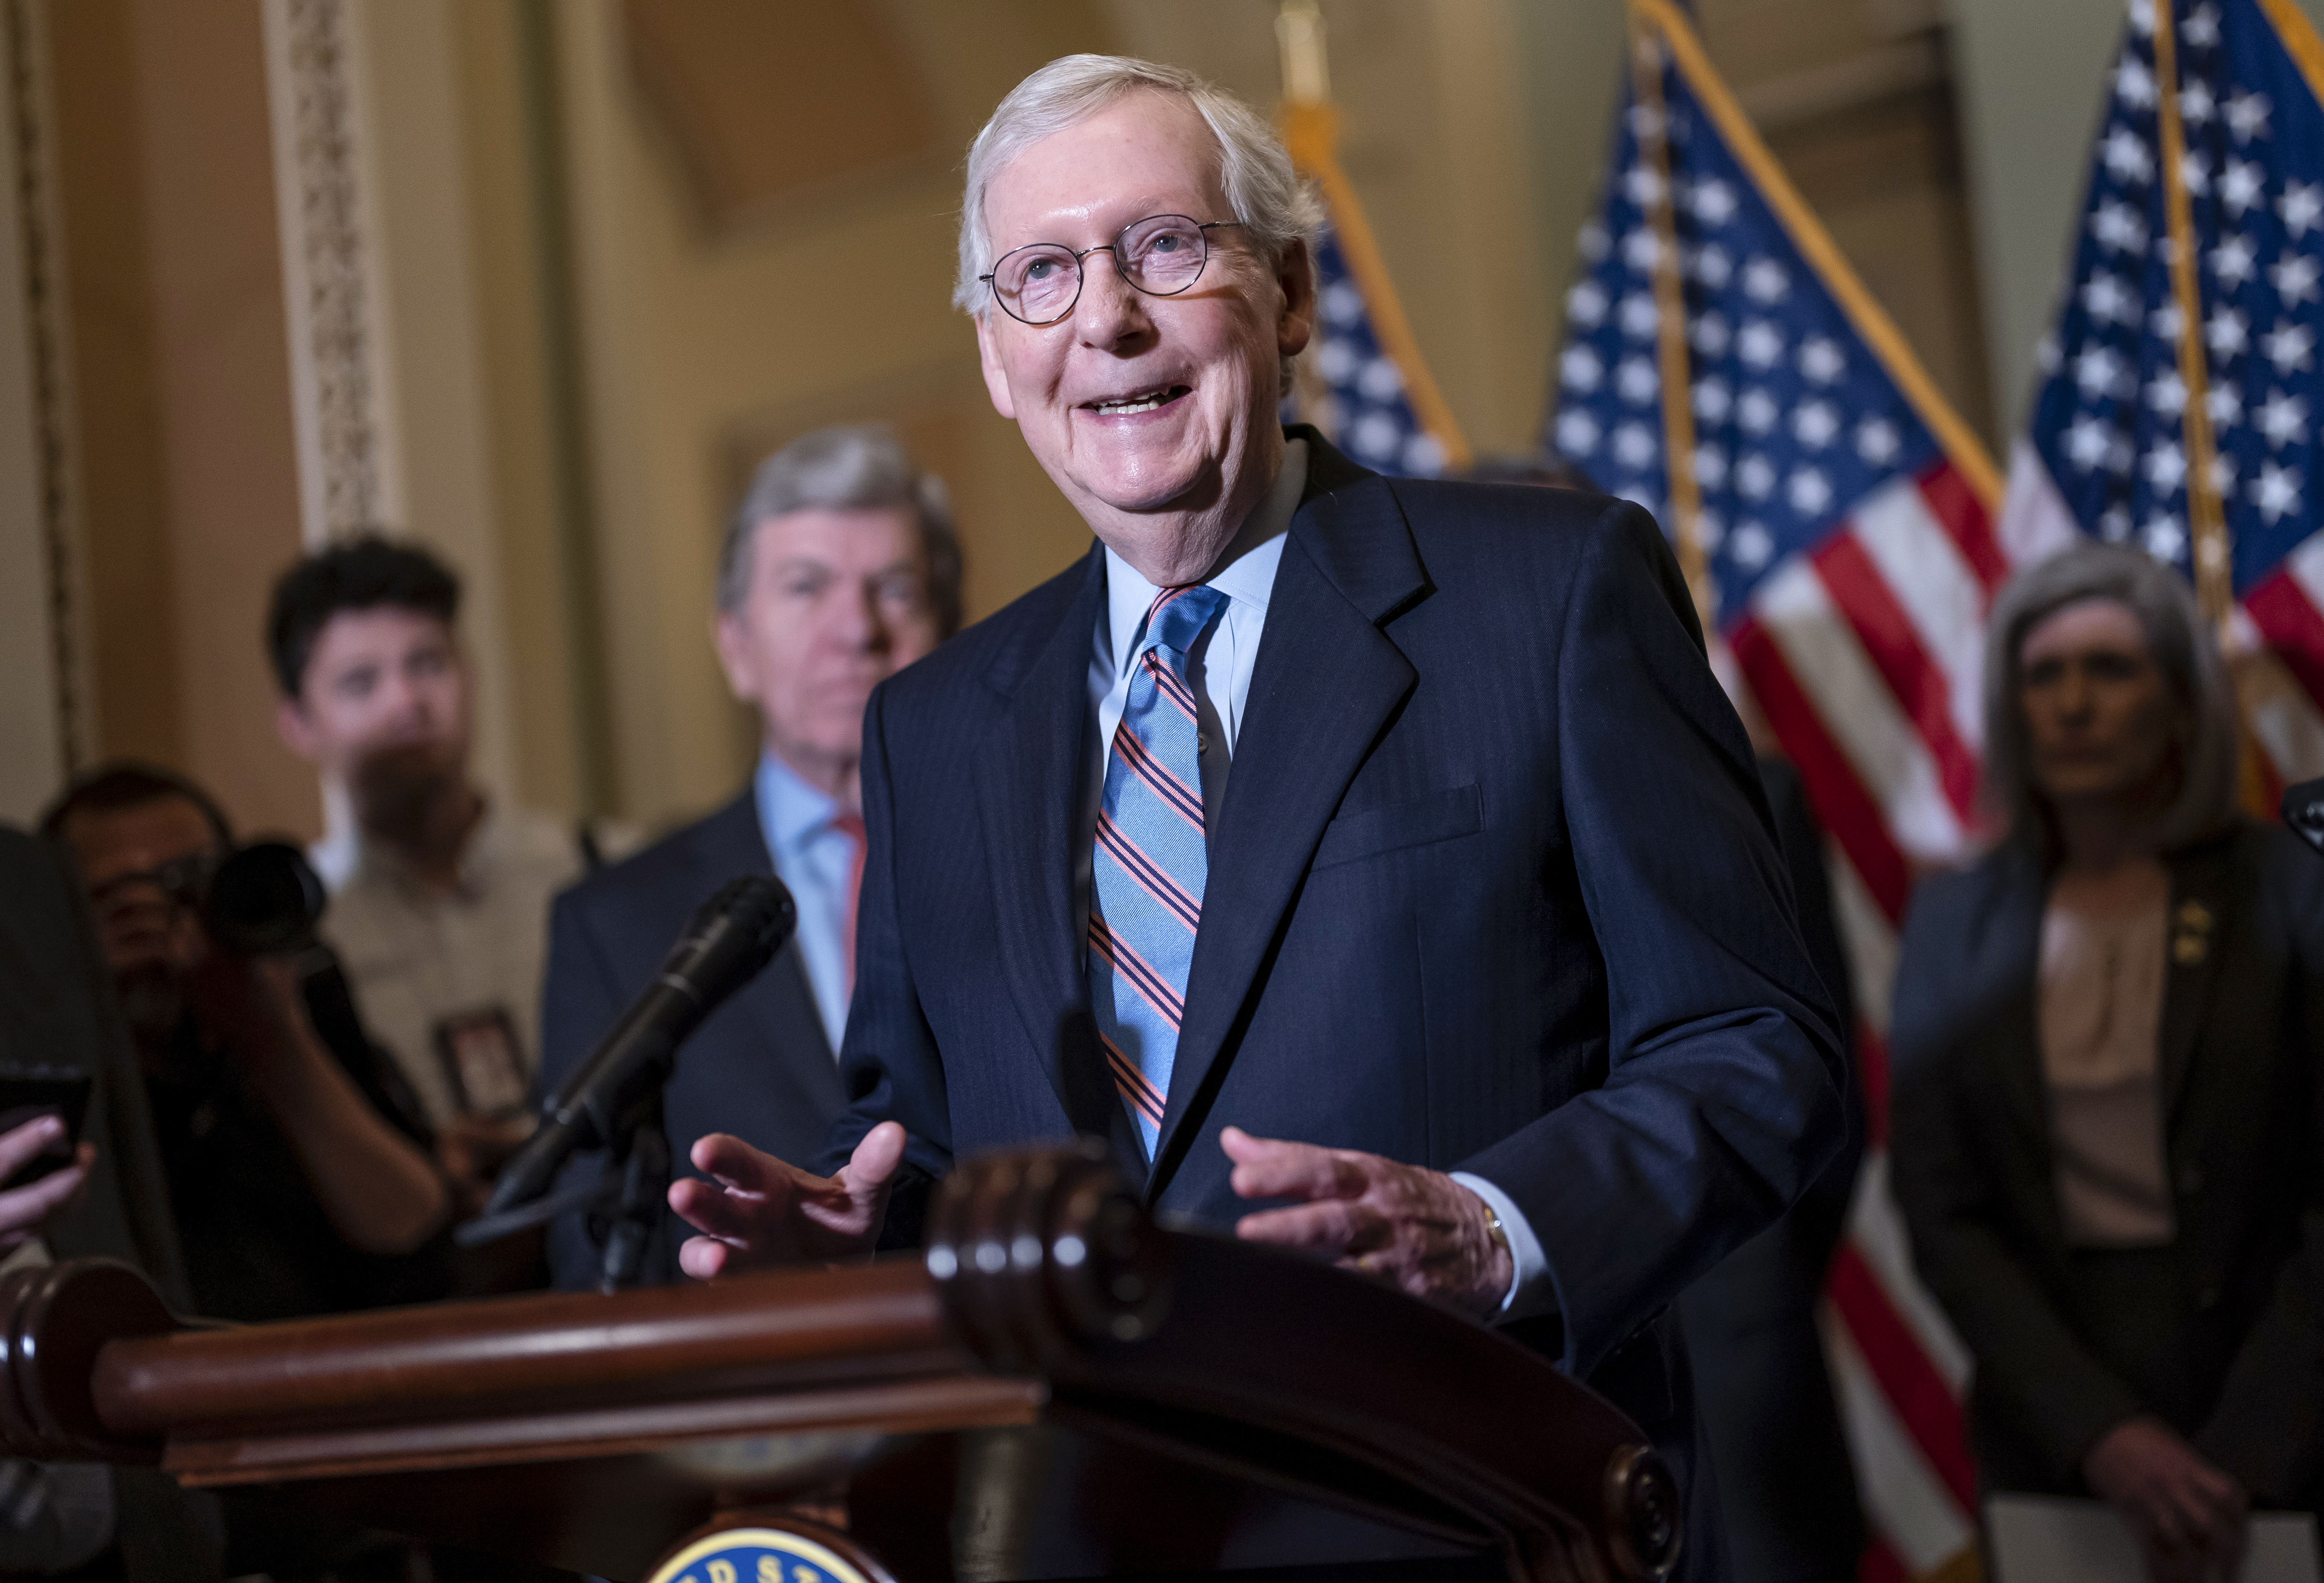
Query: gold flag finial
1277 1 1330 107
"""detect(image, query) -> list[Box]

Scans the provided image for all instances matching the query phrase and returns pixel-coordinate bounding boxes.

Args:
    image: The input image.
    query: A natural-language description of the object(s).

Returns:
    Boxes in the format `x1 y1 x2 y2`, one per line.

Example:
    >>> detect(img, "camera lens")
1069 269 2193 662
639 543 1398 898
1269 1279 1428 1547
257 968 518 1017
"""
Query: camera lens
204 841 326 956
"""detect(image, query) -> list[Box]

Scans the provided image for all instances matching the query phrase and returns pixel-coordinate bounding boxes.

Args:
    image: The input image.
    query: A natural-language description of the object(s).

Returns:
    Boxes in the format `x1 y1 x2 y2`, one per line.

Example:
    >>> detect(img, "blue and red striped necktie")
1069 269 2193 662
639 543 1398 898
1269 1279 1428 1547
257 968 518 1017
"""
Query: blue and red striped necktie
1088 583 1228 1158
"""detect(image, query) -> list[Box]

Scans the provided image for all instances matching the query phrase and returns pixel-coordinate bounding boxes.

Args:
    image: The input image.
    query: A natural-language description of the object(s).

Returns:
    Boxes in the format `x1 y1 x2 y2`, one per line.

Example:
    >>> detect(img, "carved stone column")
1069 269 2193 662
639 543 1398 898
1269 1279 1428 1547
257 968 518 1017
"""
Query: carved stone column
262 0 404 548
2 0 86 790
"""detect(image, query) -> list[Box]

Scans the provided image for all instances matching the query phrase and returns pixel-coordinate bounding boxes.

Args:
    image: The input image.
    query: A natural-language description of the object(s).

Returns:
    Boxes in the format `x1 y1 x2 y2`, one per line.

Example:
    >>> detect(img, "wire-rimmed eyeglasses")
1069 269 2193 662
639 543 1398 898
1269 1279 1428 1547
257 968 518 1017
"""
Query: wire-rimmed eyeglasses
981 214 1243 327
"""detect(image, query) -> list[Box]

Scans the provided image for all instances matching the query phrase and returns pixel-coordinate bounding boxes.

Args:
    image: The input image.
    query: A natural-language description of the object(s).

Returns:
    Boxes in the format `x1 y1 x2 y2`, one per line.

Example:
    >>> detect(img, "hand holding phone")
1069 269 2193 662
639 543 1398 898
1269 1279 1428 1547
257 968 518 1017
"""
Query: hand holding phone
0 1108 94 1252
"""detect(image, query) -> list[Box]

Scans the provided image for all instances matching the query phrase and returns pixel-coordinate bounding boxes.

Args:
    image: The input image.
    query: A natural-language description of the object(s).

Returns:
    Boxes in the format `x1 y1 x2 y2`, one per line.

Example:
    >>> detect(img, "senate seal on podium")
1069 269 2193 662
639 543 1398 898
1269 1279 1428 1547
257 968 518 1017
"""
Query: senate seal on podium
647 1524 882 1583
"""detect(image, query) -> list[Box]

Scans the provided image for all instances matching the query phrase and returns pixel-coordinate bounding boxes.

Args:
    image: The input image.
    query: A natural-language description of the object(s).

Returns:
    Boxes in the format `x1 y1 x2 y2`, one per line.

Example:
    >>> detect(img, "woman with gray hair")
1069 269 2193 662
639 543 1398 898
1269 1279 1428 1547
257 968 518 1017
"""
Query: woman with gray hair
1890 542 2324 1582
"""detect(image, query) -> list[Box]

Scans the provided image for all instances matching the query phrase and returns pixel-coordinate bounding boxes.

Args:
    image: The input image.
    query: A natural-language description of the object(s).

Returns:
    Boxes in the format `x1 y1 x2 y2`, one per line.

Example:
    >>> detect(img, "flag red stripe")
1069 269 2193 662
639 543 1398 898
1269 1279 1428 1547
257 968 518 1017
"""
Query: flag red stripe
1916 461 2008 599
1732 617 1914 923
1828 1242 1979 1512
1856 1018 1891 1150
1812 533 1983 824
2245 570 2324 716
1857 1536 1911 1583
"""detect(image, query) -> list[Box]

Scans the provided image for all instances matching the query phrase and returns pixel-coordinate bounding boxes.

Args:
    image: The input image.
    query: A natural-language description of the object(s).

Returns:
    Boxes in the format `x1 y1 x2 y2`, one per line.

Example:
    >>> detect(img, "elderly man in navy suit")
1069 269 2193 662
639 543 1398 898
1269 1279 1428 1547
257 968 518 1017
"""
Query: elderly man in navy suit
535 425 961 1290
669 56 1843 1575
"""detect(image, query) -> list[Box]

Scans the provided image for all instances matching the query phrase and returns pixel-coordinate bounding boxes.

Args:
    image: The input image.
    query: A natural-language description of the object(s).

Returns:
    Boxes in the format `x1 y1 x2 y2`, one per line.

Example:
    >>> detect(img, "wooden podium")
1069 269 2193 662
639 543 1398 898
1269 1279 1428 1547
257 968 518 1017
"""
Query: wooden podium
0 1146 1679 1582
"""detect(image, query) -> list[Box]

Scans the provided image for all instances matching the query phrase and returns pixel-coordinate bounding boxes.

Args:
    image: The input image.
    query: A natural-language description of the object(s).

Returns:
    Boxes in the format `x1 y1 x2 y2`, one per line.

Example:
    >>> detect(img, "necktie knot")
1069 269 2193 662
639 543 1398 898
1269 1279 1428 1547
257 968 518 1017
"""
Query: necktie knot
1140 584 1229 672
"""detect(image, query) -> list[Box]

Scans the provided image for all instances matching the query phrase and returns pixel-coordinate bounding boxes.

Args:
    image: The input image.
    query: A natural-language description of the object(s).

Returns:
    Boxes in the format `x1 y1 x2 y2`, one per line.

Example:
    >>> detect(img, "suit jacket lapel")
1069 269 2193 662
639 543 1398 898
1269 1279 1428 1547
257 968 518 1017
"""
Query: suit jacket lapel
1150 447 1427 1192
972 547 1133 1163
1984 854 2054 1174
2160 836 2235 1122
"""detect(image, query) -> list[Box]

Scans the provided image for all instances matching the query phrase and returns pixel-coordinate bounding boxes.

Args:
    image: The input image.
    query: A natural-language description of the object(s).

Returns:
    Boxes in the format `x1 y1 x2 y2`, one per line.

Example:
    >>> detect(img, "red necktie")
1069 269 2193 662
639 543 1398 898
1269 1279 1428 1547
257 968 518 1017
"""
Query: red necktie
832 811 867 998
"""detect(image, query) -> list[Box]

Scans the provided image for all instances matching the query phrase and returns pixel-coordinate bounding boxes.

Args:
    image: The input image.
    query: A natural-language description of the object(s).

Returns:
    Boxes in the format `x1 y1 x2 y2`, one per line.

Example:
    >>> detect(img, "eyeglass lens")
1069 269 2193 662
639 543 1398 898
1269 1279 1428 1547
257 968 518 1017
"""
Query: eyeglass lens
992 215 1213 324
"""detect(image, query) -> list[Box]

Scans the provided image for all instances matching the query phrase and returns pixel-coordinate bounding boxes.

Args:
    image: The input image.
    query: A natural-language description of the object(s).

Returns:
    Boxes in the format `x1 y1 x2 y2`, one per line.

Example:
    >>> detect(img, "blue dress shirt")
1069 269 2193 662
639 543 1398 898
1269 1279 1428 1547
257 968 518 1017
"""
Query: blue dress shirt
755 751 861 1055
1076 439 1547 1317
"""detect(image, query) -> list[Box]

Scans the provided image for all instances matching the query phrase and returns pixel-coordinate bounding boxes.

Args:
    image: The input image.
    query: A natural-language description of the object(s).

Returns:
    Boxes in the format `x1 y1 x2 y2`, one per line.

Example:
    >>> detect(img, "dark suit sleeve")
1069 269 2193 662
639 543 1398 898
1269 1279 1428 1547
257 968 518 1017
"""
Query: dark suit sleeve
1460 503 1846 1377
2194 854 2324 1503
1887 881 2144 1483
536 887 626 1291
1760 756 1866 1246
816 680 954 1248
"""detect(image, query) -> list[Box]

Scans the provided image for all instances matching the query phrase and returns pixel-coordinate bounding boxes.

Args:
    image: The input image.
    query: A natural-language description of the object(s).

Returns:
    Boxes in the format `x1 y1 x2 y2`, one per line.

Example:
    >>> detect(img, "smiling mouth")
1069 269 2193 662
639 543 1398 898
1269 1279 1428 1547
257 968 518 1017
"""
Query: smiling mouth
1085 385 1190 417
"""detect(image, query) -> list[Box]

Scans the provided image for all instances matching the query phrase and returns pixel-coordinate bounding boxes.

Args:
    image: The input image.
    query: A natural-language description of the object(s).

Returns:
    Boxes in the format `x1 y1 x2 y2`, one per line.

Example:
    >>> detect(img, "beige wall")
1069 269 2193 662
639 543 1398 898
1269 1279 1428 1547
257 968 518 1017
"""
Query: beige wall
0 4 64 825
44 0 316 839
354 0 523 818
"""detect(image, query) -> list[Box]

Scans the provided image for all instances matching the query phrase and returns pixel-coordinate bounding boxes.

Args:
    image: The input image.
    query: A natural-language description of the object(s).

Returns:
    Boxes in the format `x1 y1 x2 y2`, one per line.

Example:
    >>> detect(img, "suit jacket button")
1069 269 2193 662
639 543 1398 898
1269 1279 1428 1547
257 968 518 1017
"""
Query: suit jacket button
2197 1284 2221 1311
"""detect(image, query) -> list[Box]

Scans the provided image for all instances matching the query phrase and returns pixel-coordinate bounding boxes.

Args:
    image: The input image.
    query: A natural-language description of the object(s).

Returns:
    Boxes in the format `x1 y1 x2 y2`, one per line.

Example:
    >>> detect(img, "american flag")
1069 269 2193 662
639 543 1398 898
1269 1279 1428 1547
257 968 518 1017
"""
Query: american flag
1550 1 2008 1576
2003 0 2324 797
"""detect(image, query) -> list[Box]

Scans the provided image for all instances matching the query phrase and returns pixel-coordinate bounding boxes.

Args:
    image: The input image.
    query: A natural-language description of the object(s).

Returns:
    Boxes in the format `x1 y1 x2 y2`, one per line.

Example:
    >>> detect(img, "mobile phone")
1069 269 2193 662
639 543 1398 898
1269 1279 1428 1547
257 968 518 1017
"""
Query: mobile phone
0 1066 92 1190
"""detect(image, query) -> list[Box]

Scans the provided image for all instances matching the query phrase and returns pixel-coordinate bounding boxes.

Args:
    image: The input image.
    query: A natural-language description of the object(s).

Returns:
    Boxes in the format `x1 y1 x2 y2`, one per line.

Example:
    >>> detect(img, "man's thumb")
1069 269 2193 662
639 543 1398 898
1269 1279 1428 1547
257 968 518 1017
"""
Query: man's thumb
846 1121 908 1194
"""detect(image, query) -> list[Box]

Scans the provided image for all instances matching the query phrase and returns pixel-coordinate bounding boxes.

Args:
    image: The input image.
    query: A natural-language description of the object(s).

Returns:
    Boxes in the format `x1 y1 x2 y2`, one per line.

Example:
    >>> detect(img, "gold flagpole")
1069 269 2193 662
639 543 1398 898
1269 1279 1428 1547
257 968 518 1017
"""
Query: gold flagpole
1626 4 1710 630
1276 1 1474 470
2152 0 2235 629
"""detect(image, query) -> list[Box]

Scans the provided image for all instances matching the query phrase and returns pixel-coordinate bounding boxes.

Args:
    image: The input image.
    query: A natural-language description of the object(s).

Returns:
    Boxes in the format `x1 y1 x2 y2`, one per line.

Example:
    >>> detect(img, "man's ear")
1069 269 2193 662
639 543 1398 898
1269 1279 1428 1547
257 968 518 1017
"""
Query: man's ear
275 695 319 763
974 312 1018 420
710 611 761 705
1275 238 1316 359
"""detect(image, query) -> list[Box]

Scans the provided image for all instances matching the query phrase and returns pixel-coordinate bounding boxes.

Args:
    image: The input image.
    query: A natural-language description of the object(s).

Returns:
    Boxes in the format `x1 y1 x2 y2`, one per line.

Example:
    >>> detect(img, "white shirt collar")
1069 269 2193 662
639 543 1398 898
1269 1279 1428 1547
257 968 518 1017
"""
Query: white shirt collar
1101 437 1308 679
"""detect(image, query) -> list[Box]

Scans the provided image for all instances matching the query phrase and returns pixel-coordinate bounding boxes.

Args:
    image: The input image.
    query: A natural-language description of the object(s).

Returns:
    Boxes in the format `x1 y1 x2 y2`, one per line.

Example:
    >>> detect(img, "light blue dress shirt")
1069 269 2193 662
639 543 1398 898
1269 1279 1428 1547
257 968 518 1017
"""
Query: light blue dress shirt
1076 439 1548 1318
755 750 862 1056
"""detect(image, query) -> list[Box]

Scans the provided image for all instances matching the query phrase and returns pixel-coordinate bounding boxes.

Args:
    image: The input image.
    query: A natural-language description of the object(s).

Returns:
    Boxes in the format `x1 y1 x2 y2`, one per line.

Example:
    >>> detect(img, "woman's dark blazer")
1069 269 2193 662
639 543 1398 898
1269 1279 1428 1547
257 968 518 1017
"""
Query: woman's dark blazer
1890 820 2324 1508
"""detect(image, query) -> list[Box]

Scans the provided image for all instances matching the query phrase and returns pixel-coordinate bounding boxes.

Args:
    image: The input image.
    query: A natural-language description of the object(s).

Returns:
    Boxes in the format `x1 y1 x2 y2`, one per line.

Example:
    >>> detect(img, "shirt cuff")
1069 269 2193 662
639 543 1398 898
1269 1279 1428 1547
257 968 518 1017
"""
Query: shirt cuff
0 1239 50 1280
1449 1171 1553 1321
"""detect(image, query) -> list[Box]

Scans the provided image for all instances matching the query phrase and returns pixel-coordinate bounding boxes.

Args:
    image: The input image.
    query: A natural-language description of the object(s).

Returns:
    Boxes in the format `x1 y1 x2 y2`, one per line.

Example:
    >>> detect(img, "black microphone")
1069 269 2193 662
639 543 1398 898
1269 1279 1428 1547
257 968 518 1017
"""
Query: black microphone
483 875 796 1218
2283 779 2324 858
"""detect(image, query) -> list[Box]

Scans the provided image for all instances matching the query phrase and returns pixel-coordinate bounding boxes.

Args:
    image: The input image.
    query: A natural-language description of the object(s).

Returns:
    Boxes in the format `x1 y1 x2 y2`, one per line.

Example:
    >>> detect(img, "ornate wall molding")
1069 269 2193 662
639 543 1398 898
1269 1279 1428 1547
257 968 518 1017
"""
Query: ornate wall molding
262 0 403 546
6 0 87 774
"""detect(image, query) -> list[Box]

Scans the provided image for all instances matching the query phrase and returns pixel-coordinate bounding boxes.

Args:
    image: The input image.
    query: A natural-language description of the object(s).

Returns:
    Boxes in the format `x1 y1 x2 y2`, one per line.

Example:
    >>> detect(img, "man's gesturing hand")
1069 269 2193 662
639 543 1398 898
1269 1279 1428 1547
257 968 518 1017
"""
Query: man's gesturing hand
1223 1127 1513 1320
670 1121 907 1279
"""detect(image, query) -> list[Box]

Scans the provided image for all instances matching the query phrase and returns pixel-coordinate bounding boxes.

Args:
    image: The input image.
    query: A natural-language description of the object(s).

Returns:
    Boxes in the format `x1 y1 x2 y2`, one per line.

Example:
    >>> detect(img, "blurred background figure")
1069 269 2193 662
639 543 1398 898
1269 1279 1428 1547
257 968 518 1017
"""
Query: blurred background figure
41 763 451 1324
1892 543 2324 1583
534 424 960 1291
270 538 620 1237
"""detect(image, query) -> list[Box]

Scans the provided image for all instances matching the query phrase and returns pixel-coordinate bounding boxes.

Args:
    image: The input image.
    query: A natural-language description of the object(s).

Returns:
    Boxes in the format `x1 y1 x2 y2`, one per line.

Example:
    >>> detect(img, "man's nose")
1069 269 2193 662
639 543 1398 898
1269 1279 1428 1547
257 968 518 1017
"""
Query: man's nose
1072 249 1152 346
830 581 886 653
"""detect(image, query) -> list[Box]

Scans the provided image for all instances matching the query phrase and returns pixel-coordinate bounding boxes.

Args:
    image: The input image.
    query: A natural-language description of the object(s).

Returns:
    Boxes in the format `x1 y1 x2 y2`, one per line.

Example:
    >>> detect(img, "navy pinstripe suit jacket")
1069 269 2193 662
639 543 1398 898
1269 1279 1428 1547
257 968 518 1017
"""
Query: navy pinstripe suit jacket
822 431 1847 1570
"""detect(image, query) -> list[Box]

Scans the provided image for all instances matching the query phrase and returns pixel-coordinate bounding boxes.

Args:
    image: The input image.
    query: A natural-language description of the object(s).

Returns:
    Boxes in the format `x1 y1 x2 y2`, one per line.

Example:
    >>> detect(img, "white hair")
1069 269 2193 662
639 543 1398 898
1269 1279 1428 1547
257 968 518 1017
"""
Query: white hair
953 54 1324 317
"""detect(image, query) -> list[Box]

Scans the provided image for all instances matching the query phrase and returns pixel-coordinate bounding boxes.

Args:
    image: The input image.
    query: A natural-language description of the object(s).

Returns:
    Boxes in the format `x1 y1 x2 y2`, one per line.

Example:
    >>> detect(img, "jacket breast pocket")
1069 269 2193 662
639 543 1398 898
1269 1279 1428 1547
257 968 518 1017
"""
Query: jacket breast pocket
1311 783 1483 871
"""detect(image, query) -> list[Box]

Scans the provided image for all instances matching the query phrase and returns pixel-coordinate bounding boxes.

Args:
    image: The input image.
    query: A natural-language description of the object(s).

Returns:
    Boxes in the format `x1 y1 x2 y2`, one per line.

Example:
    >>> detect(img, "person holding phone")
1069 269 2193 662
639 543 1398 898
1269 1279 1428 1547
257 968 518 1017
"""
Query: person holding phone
0 1114 109 1576
0 823 214 1579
